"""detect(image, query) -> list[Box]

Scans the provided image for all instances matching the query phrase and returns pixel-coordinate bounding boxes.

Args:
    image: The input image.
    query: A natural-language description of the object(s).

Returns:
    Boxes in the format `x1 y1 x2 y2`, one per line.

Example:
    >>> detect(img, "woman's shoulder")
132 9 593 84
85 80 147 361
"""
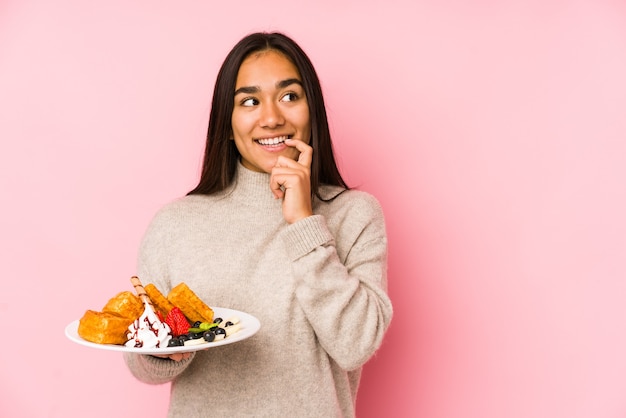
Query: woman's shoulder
148 194 214 223
319 184 380 202
318 186 384 217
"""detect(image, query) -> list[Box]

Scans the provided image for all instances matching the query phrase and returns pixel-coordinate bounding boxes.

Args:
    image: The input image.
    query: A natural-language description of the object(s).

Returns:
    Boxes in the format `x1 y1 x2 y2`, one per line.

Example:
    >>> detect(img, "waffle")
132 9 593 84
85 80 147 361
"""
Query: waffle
145 283 175 318
77 291 143 344
167 282 214 324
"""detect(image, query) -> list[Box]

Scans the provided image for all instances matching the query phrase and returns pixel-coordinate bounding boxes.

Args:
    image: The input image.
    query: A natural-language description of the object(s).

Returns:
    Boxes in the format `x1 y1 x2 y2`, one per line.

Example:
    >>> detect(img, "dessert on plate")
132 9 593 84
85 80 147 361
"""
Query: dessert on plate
76 276 242 350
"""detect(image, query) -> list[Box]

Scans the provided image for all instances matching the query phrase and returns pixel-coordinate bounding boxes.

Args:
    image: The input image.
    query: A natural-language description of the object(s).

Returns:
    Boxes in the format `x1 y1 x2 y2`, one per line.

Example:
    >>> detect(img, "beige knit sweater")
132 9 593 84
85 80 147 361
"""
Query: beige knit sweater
124 164 393 417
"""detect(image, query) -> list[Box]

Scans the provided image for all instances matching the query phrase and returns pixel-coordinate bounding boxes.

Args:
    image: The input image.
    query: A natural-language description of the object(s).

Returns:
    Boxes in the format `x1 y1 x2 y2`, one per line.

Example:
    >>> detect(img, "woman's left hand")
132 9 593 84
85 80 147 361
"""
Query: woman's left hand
151 352 193 362
270 138 313 224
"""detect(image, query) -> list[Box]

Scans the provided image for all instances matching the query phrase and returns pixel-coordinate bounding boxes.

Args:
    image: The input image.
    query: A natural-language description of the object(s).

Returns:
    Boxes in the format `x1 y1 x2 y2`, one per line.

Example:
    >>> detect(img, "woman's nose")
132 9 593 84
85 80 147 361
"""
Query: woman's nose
259 102 285 128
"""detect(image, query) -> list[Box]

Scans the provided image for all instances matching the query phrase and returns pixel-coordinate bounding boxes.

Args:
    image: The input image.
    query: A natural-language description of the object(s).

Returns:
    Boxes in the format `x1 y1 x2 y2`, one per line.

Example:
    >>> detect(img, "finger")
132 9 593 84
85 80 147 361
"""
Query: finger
285 138 312 168
151 352 193 362
151 354 170 359
270 166 302 193
170 352 193 362
169 353 184 361
270 177 285 199
274 155 300 170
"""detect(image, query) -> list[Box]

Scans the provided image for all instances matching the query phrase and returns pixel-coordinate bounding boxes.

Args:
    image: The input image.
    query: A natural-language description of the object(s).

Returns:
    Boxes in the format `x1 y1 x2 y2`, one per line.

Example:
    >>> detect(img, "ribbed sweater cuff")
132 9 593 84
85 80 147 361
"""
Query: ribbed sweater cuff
140 353 195 380
282 215 333 261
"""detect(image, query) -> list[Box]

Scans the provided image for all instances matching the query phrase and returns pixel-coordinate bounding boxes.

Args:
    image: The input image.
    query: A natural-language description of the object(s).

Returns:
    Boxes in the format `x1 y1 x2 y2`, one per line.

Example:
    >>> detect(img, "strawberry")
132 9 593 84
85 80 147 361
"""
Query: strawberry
165 307 190 336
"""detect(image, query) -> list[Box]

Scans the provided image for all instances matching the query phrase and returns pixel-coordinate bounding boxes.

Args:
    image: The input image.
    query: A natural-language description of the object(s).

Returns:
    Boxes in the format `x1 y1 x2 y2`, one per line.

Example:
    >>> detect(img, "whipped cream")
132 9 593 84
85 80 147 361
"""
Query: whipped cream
125 302 172 348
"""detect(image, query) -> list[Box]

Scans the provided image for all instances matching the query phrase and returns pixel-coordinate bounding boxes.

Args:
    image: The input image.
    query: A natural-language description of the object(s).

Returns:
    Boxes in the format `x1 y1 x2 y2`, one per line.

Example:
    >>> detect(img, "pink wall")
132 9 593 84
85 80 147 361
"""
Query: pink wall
1 1 625 417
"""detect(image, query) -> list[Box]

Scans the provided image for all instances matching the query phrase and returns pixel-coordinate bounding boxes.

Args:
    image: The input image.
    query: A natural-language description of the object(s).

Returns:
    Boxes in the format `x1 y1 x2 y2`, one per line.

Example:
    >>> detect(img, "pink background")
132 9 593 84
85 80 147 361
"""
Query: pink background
1 1 625 417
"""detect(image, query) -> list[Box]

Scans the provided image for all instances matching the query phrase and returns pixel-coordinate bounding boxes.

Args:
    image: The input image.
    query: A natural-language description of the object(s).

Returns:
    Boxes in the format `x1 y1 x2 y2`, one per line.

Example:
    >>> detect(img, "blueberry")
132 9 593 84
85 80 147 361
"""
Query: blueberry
193 321 202 328
215 327 226 337
178 334 190 342
203 331 216 342
224 321 234 327
213 317 223 324
167 338 183 347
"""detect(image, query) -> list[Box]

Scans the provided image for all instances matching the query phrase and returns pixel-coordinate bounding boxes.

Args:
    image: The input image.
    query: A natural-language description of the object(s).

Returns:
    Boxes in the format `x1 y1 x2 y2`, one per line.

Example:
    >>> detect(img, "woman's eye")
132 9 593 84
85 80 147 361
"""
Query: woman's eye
281 92 298 102
241 98 258 107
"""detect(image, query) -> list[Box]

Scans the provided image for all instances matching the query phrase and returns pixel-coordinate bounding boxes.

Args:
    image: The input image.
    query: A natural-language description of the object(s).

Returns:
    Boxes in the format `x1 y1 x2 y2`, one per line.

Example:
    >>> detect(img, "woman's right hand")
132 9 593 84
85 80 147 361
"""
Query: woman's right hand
270 138 313 224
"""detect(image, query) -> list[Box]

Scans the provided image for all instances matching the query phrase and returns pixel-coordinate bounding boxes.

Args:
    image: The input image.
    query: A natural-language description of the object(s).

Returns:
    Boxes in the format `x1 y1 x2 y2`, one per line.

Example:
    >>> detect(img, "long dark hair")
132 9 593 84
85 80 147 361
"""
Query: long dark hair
187 32 348 199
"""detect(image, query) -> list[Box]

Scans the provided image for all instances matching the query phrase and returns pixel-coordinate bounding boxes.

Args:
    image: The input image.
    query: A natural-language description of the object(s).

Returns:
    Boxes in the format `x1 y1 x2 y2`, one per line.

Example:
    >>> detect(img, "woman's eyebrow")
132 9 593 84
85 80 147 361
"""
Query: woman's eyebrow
277 78 302 89
234 78 303 96
234 86 259 96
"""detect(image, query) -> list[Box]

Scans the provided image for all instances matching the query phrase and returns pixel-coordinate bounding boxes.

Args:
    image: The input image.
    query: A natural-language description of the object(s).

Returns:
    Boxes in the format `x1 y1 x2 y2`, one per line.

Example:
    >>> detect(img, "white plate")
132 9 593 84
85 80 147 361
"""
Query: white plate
65 307 261 355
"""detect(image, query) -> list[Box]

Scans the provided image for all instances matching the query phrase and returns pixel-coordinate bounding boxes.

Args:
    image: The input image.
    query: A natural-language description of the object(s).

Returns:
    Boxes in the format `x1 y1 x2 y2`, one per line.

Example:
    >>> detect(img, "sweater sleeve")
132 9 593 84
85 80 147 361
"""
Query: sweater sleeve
282 193 393 371
123 204 196 384
123 352 196 385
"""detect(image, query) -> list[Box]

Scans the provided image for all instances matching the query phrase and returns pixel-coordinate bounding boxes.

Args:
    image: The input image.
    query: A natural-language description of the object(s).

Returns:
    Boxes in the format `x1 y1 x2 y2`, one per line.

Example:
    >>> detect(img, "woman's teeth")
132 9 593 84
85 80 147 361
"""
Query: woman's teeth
257 136 288 145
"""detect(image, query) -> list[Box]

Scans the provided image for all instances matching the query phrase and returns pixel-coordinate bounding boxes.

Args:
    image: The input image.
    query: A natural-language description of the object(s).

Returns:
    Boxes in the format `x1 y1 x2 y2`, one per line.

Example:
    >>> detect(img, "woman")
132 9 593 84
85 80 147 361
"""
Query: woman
124 31 393 417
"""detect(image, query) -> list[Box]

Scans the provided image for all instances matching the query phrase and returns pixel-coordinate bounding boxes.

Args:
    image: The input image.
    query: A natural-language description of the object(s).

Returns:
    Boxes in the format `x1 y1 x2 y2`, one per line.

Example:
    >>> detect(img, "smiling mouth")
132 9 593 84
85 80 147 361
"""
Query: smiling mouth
255 135 291 146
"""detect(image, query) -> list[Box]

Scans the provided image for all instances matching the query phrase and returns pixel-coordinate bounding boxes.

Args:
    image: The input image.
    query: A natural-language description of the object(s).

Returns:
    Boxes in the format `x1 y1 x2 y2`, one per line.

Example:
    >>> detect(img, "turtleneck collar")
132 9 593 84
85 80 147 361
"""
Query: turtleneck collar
219 161 346 210
224 162 283 210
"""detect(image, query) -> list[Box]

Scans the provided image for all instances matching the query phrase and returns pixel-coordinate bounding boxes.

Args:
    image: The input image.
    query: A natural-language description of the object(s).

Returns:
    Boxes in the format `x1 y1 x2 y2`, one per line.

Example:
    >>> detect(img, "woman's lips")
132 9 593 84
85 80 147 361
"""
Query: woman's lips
255 135 290 146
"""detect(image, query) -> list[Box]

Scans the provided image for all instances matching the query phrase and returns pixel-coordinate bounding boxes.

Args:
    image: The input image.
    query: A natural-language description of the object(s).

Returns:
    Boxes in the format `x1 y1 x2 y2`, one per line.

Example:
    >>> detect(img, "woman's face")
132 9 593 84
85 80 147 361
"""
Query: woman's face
231 50 311 173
